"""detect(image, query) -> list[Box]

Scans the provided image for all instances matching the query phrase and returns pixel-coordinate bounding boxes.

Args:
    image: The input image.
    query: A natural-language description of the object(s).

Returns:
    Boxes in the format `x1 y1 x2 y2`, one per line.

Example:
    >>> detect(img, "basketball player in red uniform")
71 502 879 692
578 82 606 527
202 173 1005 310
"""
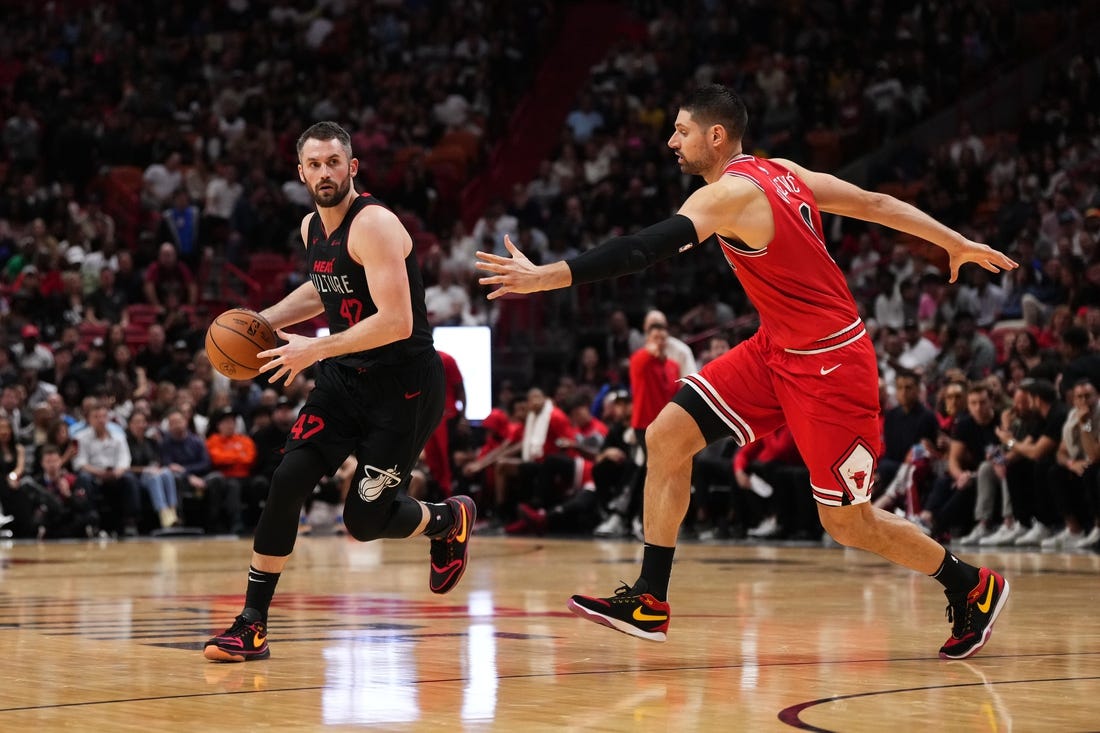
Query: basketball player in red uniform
476 85 1017 659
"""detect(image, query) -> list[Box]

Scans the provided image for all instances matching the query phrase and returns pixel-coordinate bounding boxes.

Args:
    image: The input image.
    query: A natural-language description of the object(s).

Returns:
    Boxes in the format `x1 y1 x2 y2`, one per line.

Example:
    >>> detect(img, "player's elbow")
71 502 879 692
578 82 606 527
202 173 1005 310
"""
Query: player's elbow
390 311 414 340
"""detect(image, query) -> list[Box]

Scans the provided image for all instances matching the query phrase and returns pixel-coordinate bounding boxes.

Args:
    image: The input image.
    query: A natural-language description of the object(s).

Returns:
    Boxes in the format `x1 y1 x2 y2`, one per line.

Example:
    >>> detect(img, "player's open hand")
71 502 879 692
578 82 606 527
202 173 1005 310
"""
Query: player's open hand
475 235 538 299
476 235 570 300
948 239 1018 284
258 329 314 386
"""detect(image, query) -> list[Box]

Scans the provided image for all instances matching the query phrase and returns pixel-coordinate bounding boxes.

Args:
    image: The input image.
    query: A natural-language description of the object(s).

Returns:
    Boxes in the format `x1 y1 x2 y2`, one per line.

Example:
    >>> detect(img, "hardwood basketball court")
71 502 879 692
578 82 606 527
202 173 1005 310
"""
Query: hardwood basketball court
1 534 1097 731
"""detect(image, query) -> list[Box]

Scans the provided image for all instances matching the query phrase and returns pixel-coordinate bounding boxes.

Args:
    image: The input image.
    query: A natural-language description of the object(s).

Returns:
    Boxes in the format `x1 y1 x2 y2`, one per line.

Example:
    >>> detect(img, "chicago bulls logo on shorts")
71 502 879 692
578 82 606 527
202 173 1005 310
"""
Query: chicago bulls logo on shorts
829 439 876 505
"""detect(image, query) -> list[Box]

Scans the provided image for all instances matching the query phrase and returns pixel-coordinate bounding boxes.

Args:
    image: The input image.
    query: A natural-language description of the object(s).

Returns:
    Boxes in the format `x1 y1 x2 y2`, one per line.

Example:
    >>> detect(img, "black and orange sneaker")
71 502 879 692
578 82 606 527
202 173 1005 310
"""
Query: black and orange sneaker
204 613 270 662
939 567 1010 660
567 584 671 642
429 495 476 594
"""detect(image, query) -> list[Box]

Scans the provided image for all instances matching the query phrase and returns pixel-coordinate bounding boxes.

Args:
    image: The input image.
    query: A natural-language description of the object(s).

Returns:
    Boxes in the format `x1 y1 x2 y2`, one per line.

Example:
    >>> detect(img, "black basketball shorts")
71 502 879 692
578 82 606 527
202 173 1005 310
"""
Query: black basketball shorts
283 350 445 495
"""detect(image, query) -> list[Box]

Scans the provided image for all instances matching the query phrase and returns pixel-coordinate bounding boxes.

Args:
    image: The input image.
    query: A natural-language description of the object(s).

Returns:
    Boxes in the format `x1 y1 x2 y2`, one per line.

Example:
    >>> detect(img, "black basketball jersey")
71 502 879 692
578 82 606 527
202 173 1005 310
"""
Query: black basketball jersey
305 193 434 368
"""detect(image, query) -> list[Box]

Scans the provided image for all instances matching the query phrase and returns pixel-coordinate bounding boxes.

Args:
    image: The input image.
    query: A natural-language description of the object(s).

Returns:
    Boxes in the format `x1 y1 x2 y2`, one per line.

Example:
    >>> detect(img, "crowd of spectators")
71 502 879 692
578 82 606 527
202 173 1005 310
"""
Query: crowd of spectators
0 0 559 537
1 0 557 290
0 2 1098 552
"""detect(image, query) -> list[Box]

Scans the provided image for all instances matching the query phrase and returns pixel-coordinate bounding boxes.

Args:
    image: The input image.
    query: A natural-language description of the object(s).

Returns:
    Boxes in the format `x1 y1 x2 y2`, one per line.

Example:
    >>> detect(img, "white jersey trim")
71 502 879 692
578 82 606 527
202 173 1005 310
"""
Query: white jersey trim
812 484 872 507
723 169 767 194
811 484 844 507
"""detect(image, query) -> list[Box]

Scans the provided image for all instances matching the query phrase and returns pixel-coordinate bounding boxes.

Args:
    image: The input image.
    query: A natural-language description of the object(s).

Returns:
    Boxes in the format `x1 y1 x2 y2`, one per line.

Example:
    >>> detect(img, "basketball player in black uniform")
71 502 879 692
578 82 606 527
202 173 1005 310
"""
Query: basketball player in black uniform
204 122 476 662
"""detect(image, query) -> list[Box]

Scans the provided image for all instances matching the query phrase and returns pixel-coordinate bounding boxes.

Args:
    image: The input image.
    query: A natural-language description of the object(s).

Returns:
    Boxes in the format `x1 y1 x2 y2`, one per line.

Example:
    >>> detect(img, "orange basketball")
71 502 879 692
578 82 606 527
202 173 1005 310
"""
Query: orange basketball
205 308 278 380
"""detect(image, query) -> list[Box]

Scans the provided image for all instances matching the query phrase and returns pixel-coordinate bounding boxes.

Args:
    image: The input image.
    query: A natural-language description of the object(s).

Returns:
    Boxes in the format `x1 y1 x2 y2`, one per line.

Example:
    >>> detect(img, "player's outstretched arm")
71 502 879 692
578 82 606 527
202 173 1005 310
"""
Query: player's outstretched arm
775 158 1018 283
476 215 700 300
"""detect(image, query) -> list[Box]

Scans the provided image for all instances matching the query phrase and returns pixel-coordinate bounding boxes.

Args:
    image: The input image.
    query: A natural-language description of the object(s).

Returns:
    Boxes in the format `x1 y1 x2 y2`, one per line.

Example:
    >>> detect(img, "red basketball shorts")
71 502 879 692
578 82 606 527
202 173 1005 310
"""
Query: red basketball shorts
681 328 881 506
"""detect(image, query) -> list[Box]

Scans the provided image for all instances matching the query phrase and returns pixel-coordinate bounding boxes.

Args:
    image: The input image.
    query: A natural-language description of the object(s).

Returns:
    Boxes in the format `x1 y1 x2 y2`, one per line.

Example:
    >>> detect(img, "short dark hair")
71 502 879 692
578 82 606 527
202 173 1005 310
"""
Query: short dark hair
894 370 920 384
1019 378 1057 403
967 383 990 397
568 395 592 413
296 121 353 158
1062 325 1089 351
682 84 748 141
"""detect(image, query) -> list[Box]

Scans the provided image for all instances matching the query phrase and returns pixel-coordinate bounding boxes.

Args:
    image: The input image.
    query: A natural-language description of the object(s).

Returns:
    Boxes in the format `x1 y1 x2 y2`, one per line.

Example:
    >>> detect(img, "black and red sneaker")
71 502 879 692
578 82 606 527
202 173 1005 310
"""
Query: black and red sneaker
204 613 270 662
939 567 1010 660
567 584 671 642
429 495 476 594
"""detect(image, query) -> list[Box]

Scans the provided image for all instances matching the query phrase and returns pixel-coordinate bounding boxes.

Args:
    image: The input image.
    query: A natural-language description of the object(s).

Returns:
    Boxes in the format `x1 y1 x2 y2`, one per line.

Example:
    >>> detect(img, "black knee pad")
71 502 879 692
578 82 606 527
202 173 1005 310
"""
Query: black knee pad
344 493 424 542
253 446 330 557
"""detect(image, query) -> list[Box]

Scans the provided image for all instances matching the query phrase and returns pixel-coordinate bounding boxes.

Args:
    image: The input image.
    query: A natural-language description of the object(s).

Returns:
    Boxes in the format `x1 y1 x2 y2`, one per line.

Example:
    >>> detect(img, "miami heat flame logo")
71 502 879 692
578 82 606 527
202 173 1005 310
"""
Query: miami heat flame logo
358 464 402 502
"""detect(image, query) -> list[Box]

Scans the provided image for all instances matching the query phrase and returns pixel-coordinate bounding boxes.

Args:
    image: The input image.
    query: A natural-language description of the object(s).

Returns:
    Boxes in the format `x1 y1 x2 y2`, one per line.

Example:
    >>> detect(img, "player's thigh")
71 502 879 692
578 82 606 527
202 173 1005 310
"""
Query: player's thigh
345 388 443 510
777 344 881 507
283 377 360 474
677 335 784 447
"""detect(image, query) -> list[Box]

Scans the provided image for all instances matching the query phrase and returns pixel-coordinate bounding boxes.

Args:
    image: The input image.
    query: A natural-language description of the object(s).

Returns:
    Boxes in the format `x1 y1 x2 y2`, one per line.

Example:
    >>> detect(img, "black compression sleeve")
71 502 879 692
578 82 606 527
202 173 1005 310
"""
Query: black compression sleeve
566 214 700 286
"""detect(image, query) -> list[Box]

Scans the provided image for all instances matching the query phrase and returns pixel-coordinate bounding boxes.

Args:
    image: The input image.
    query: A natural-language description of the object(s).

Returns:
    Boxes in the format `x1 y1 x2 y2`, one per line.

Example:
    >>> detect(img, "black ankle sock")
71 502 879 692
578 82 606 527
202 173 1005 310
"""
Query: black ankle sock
635 543 675 602
244 565 281 621
930 549 980 594
424 502 455 538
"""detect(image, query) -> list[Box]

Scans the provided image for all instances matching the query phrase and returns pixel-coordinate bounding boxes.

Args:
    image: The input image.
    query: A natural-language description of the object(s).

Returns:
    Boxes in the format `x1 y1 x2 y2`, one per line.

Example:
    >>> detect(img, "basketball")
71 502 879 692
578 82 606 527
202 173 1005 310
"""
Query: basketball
205 308 278 380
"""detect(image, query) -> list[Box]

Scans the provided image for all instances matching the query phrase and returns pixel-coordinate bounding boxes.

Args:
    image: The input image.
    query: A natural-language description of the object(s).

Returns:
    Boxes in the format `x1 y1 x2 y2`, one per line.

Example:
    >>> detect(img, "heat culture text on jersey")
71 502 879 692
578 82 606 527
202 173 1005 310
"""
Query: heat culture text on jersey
309 264 356 295
311 257 356 294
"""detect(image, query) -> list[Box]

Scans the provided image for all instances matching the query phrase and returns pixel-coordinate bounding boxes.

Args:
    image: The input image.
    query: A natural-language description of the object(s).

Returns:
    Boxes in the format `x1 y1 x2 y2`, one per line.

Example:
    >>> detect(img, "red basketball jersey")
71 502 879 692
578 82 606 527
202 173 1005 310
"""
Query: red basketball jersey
717 155 863 352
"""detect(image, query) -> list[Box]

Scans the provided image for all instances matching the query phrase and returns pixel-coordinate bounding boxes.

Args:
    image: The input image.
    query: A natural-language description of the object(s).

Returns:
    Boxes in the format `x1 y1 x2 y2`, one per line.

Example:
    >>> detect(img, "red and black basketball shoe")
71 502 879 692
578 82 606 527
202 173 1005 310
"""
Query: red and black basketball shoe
204 613 270 662
567 584 671 642
939 567 1010 660
429 495 477 594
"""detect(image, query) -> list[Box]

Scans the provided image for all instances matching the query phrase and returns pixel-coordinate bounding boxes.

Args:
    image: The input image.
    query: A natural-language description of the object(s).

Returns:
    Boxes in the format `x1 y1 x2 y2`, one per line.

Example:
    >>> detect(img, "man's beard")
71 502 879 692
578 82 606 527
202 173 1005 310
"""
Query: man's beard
310 176 351 208
678 150 716 176
679 158 703 175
